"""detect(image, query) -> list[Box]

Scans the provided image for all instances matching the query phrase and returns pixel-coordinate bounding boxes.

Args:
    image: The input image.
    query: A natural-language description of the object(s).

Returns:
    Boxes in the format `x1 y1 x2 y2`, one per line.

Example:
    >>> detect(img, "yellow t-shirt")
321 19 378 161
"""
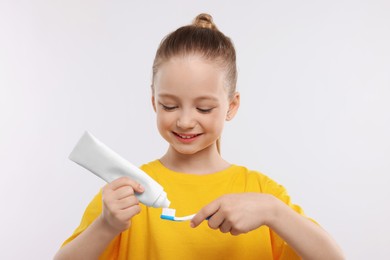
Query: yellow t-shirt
63 160 309 259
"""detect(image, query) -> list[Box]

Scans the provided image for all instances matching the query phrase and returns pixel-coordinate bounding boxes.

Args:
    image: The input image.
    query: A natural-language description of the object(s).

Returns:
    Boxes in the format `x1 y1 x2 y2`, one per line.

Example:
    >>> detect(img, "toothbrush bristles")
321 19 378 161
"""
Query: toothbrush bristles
161 208 196 221
162 208 176 217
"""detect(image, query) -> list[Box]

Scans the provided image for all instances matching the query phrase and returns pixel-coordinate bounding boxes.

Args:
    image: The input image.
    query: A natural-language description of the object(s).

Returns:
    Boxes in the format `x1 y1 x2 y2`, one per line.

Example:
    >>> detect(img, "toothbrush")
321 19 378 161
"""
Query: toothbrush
160 208 196 222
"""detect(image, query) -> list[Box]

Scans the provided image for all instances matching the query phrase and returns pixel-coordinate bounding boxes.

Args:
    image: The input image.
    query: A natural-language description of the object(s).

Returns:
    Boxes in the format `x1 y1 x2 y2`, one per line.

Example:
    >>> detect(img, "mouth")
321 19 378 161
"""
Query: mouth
172 132 202 142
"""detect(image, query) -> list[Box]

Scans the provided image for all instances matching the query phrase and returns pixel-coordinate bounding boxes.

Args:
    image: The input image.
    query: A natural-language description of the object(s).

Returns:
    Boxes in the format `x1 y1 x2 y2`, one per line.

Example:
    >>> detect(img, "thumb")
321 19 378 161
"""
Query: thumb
134 183 145 193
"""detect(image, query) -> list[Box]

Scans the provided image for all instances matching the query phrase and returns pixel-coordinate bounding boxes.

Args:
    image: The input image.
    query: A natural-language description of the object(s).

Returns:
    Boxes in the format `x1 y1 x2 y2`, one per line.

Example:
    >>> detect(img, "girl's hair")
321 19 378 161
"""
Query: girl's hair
152 13 237 153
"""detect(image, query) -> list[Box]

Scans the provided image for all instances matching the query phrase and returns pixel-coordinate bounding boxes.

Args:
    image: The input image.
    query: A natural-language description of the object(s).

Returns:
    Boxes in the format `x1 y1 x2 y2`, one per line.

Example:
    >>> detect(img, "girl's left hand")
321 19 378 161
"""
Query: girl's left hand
190 193 278 235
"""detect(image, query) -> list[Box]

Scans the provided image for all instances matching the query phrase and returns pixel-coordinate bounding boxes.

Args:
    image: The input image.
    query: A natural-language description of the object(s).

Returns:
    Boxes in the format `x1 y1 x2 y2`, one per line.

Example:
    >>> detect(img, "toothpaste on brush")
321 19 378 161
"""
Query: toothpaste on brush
68 131 171 208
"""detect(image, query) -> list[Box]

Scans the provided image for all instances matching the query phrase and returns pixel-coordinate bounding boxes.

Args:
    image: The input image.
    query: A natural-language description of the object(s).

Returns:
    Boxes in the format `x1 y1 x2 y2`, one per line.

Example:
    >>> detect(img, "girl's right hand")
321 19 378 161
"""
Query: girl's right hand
100 176 144 235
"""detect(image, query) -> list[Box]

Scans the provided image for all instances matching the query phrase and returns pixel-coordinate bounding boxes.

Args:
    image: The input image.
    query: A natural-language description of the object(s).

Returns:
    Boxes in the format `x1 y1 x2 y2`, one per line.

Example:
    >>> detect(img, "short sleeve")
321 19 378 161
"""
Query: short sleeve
258 173 316 260
261 175 305 215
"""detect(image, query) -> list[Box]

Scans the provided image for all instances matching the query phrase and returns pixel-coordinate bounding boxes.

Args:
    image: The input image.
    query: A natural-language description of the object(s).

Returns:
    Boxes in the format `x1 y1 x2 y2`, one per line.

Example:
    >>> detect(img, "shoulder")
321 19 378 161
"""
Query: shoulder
232 164 288 196
139 160 162 171
139 160 162 177
236 165 306 215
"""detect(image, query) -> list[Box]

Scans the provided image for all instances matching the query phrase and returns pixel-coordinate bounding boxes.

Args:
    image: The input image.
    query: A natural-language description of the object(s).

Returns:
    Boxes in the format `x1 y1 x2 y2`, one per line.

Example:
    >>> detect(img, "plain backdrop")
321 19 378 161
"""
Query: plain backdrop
1 1 389 259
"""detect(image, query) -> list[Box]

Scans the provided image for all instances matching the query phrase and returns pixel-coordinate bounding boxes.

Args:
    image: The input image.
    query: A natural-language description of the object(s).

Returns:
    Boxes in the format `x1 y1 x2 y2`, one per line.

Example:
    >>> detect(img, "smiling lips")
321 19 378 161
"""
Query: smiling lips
173 132 202 143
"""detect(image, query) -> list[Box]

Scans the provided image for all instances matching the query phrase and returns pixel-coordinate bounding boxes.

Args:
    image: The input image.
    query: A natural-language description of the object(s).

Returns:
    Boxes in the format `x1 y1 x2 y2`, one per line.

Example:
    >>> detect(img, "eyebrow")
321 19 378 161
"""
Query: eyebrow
157 93 219 102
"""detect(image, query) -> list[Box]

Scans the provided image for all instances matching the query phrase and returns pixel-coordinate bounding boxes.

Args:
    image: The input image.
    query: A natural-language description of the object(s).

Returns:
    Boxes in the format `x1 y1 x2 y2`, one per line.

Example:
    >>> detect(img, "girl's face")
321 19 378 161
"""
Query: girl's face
152 55 239 156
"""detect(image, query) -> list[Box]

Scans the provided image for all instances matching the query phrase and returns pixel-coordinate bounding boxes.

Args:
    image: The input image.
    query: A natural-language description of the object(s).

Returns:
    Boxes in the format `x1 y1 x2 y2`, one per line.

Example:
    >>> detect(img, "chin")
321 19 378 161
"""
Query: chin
171 142 216 156
172 146 201 155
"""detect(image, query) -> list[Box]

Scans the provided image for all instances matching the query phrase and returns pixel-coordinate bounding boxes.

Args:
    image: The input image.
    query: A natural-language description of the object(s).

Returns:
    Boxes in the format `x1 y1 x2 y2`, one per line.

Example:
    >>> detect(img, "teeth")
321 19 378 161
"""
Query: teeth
178 134 197 139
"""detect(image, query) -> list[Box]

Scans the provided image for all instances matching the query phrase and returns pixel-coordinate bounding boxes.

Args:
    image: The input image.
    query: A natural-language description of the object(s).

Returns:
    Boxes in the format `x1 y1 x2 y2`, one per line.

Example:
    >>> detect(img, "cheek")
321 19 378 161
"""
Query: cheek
156 112 174 130
204 112 226 132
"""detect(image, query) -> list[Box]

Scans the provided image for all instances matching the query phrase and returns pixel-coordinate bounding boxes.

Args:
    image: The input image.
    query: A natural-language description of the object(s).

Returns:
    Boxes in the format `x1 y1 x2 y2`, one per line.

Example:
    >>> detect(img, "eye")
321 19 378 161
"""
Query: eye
197 108 214 113
160 104 178 111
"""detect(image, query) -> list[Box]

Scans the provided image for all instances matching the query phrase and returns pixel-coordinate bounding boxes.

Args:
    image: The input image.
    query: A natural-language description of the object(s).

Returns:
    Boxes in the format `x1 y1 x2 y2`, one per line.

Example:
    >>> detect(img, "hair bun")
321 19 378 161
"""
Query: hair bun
193 13 217 30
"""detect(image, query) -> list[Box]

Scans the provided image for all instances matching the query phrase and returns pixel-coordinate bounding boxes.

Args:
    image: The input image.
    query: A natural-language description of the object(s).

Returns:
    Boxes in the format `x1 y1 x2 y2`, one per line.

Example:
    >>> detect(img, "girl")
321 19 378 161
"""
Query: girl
55 14 344 260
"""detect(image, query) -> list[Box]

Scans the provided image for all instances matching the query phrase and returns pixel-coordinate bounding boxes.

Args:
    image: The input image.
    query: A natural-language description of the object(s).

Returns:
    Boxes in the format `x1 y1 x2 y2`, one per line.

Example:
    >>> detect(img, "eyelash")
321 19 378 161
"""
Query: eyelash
197 108 213 113
161 104 178 111
160 104 214 113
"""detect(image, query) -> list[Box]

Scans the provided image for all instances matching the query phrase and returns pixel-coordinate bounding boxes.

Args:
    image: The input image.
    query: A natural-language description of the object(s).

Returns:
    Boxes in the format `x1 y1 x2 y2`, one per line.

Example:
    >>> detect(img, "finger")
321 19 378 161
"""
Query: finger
219 219 232 233
116 196 140 210
207 210 225 230
114 186 136 200
109 176 144 193
120 204 142 220
102 189 136 210
109 204 142 227
191 200 220 228
102 185 130 203
230 228 241 236
133 183 145 193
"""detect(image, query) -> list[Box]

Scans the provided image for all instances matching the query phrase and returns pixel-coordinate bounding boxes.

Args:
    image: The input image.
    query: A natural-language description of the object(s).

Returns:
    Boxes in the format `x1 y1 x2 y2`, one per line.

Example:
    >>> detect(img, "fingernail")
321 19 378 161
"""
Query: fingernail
190 222 195 228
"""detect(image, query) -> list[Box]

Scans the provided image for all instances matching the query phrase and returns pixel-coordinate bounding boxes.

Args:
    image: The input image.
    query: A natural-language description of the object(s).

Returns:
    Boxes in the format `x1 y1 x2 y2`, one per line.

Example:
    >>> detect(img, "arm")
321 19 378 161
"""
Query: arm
54 177 144 260
266 195 345 260
54 215 120 260
190 193 345 260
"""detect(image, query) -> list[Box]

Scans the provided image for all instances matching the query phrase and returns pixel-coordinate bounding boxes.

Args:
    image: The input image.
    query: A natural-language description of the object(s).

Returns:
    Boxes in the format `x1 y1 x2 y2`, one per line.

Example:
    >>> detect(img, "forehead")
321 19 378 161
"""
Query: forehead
154 56 227 98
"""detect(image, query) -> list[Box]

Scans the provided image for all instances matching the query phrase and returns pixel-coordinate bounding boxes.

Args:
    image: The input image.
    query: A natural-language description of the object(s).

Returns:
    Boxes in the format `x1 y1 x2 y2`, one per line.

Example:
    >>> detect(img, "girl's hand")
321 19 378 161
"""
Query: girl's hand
100 176 144 235
190 193 278 235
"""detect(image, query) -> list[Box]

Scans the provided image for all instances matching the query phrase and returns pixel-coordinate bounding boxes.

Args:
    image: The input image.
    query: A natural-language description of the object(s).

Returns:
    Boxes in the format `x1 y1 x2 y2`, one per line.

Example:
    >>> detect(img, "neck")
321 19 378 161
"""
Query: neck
160 144 230 174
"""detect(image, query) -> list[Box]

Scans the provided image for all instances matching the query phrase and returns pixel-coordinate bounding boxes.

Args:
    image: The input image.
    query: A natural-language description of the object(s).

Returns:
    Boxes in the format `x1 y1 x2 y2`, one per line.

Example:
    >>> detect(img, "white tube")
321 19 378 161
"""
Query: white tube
68 131 170 208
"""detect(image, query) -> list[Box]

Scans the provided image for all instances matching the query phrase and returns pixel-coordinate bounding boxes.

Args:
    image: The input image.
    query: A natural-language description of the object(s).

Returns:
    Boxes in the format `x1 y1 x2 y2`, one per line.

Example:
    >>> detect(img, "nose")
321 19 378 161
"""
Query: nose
176 109 196 129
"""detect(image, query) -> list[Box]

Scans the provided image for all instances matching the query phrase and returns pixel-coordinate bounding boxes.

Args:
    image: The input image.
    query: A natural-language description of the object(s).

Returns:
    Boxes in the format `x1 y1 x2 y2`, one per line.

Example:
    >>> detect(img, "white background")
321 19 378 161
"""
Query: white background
1 1 389 259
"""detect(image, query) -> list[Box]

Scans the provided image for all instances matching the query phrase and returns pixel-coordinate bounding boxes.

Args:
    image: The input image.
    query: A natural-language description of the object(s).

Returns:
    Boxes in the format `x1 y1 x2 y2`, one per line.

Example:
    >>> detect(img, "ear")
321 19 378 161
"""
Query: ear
226 92 240 121
151 90 157 112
